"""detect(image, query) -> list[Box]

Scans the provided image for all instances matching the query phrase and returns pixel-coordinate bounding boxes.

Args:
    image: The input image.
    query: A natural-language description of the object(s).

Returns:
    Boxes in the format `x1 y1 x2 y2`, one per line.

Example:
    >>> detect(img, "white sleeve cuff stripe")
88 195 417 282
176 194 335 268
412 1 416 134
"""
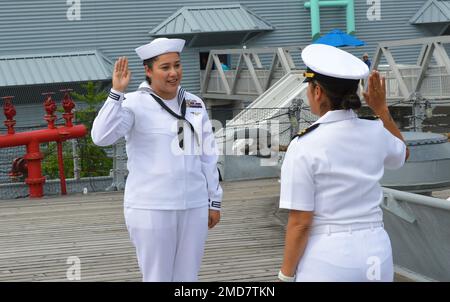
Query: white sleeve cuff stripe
109 92 121 101
108 89 124 102
208 200 221 210
211 201 221 208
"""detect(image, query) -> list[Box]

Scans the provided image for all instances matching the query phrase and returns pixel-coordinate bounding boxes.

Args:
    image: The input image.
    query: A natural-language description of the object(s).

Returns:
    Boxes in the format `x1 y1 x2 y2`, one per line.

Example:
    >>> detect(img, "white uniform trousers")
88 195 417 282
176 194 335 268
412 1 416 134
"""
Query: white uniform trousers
124 206 208 282
296 225 394 282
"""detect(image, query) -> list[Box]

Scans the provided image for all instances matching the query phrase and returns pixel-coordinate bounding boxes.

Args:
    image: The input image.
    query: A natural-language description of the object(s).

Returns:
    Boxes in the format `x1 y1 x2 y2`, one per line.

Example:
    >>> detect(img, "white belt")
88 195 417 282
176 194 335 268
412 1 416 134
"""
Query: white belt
309 222 384 236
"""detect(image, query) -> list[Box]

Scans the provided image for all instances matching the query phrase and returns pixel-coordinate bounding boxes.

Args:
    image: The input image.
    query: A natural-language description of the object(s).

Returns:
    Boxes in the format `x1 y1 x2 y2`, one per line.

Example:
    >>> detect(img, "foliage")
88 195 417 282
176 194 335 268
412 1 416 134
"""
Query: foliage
71 81 108 131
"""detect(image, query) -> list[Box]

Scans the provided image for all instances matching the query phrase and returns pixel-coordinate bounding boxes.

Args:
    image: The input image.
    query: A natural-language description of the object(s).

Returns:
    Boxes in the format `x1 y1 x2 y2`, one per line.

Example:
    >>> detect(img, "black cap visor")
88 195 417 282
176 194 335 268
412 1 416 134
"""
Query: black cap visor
303 67 359 93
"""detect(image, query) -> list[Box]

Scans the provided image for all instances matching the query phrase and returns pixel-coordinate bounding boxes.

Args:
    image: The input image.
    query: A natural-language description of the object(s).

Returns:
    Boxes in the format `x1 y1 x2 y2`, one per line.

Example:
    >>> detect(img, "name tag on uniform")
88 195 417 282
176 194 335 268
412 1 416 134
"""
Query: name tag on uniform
186 100 202 108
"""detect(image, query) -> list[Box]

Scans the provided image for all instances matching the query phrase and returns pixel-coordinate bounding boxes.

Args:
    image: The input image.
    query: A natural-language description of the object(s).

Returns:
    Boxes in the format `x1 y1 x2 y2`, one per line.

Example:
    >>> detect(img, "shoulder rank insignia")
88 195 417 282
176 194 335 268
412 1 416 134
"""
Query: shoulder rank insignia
186 100 203 108
291 123 320 141
359 115 379 120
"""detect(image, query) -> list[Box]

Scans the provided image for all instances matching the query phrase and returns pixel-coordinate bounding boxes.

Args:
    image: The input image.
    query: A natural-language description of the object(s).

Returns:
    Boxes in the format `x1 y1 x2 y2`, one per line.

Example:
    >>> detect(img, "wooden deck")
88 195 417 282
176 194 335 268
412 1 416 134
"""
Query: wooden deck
1 177 437 282
0 178 283 282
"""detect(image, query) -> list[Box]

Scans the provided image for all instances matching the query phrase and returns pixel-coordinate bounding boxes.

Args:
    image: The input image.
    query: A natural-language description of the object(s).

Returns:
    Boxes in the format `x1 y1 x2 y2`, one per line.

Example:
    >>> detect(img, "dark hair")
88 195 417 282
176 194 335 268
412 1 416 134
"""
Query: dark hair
312 80 361 110
341 93 362 110
143 56 157 85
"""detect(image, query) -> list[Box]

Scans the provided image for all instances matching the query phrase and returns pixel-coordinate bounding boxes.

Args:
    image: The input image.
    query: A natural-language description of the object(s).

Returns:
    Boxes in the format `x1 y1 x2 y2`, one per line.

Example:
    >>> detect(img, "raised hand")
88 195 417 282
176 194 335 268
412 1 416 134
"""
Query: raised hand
363 70 387 115
112 57 131 93
363 70 409 159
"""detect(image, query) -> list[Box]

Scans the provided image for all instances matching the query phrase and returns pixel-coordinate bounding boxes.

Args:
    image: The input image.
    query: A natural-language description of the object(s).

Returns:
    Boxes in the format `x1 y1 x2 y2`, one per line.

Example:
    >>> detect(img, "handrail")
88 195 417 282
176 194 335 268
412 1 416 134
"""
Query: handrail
383 187 450 211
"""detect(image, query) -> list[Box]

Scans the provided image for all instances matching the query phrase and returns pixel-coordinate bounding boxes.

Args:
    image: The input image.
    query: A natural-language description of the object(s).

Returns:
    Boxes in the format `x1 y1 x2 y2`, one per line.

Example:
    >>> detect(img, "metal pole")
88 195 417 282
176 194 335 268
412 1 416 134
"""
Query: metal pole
72 139 80 180
346 0 355 34
408 93 425 132
309 0 321 40
57 141 67 195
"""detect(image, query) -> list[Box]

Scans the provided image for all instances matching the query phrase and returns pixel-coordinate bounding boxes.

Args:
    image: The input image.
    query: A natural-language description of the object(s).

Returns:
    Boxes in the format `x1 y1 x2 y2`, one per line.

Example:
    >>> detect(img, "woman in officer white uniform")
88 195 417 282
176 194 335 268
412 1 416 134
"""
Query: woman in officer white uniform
278 44 409 282
91 38 223 282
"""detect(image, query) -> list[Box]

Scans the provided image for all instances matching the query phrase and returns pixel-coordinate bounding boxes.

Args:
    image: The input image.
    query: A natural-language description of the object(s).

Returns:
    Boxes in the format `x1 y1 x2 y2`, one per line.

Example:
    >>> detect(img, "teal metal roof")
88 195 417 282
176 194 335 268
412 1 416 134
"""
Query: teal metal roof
410 0 450 24
150 4 274 46
0 50 113 87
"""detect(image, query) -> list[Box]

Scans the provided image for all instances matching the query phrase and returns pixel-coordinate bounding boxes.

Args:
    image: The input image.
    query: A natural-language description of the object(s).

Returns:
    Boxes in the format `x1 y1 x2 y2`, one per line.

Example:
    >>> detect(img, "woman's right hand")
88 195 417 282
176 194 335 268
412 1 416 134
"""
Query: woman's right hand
363 70 388 115
112 57 131 93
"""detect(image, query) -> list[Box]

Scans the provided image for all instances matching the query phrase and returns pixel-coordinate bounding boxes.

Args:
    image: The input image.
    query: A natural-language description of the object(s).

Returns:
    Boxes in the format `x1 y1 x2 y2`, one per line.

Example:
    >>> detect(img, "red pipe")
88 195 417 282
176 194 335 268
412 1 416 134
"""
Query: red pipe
1 93 87 198
0 126 86 198
24 140 45 198
0 125 86 148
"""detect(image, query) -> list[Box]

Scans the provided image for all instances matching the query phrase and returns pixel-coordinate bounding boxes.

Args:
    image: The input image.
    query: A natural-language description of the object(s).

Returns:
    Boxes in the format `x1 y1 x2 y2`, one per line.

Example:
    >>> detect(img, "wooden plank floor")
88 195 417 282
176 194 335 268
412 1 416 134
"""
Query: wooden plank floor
0 178 283 282
1 177 433 282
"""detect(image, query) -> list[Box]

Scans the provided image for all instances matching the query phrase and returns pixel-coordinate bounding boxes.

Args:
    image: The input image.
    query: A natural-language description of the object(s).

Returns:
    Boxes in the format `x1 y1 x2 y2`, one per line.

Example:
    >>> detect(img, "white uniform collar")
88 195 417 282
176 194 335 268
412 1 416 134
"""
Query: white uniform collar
138 81 185 104
313 109 357 125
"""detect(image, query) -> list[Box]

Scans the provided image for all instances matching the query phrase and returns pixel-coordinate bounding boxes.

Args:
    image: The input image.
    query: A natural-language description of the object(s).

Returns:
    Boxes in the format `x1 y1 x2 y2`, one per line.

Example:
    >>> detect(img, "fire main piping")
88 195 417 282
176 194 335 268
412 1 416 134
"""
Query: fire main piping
0 92 87 198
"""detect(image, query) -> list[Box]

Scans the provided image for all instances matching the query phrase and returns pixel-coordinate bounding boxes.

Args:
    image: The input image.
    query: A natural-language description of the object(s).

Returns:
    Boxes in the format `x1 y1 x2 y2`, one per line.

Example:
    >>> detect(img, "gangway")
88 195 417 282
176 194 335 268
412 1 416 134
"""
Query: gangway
214 70 318 181
372 36 450 104
372 36 450 131
200 46 302 102
228 71 308 127
214 70 315 152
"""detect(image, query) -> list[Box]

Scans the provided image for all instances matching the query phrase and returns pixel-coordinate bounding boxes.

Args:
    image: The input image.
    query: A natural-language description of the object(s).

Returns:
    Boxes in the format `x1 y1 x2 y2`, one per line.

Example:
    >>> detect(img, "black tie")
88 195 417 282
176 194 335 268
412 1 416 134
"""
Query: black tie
149 93 199 149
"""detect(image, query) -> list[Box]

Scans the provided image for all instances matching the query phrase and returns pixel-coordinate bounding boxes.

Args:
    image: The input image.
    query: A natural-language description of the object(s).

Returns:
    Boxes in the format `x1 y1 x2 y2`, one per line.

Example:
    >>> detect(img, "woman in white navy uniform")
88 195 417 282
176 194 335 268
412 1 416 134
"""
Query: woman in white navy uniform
91 38 223 282
278 44 409 282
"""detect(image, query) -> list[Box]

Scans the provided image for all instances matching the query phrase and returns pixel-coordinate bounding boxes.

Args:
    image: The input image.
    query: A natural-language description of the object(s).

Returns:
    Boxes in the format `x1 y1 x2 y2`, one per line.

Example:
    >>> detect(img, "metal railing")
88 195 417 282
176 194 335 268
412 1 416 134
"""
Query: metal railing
372 36 450 103
200 46 302 101
381 187 450 281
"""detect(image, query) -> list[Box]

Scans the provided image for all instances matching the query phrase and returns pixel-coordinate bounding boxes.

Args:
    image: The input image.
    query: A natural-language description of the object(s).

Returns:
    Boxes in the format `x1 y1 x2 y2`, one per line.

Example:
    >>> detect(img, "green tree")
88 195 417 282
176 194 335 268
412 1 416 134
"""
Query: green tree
71 81 108 131
42 82 113 179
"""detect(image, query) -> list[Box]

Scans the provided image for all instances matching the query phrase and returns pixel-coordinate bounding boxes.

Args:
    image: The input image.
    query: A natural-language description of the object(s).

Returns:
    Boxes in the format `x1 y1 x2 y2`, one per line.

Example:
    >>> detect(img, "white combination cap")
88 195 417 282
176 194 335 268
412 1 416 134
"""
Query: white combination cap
302 44 369 81
135 38 185 61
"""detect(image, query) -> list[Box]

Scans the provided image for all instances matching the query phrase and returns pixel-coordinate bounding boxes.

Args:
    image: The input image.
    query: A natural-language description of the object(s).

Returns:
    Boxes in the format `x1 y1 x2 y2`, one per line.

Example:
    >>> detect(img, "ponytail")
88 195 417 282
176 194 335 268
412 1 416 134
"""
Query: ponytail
315 80 361 111
341 93 361 110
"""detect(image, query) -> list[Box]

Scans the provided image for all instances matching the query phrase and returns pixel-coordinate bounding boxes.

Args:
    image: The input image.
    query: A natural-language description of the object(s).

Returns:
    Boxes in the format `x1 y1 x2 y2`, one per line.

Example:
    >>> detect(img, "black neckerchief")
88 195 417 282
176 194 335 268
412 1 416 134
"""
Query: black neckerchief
138 87 199 149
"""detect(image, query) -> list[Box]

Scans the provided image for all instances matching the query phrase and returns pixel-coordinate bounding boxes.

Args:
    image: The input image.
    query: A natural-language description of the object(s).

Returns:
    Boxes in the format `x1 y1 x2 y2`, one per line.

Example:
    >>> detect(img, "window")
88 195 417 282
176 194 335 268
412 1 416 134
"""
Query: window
199 52 230 70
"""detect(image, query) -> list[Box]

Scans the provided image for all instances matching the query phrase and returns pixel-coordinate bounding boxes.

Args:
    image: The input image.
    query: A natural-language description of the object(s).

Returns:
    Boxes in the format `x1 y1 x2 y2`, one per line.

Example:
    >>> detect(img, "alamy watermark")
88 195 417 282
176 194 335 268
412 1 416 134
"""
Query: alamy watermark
168 119 281 167
66 0 81 21
66 256 81 280
367 0 381 21
366 256 381 281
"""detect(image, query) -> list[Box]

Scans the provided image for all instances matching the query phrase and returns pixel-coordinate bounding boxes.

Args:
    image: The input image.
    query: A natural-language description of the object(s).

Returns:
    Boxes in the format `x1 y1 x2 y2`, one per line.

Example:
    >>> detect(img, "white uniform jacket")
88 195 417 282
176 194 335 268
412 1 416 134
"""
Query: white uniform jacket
91 82 223 211
280 110 406 226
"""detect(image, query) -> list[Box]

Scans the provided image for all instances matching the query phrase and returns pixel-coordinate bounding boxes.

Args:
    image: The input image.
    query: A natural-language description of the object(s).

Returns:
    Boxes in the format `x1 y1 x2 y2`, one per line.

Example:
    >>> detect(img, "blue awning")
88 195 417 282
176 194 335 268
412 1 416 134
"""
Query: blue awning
313 29 365 47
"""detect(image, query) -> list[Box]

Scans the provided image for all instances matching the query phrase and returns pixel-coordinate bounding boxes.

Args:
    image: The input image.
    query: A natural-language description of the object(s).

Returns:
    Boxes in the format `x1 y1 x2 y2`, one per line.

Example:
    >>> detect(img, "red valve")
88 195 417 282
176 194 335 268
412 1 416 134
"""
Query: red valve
9 156 28 181
61 90 75 127
43 93 57 129
2 96 16 134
